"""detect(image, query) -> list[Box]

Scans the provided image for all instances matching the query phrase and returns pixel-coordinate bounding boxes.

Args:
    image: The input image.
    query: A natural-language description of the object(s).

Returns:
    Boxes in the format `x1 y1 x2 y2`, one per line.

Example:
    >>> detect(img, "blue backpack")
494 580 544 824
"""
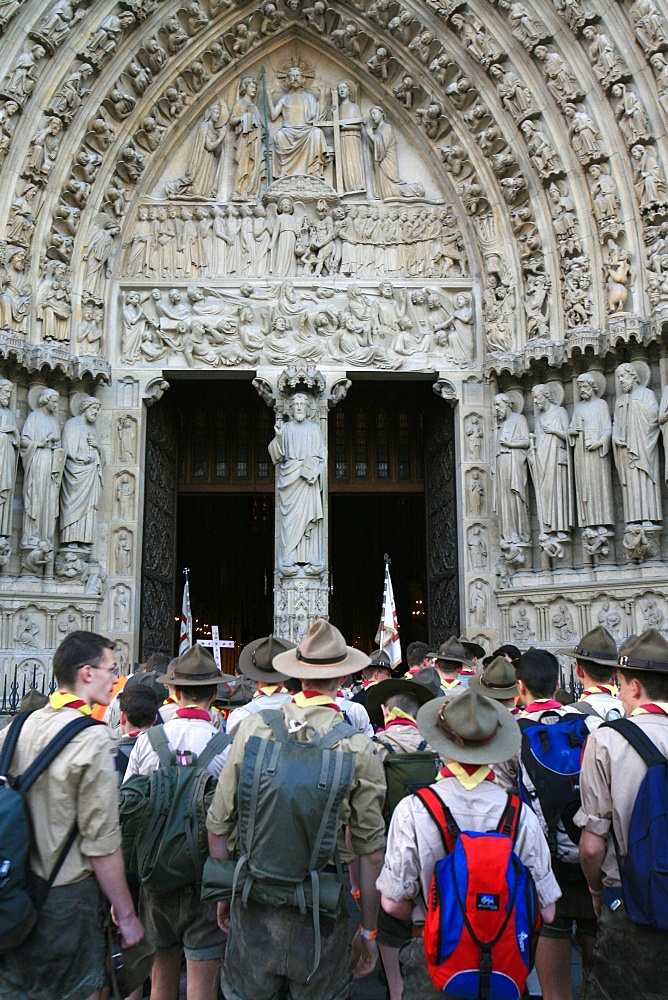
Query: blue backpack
518 711 589 856
603 718 668 931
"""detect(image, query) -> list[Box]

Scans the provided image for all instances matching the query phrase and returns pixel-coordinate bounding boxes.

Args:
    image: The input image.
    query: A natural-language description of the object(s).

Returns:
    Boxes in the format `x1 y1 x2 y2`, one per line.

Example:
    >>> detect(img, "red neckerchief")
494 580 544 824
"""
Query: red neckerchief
49 691 92 715
524 700 562 713
639 703 668 716
164 696 177 705
174 707 211 721
256 683 285 697
460 668 476 676
128 729 141 738
382 717 419 732
293 689 342 713
439 763 496 781
510 706 521 716
581 684 616 698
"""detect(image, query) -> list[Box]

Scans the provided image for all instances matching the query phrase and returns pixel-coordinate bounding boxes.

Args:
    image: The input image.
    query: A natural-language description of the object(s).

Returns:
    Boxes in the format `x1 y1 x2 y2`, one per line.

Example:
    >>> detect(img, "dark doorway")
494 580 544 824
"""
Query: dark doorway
176 494 274 672
329 494 427 653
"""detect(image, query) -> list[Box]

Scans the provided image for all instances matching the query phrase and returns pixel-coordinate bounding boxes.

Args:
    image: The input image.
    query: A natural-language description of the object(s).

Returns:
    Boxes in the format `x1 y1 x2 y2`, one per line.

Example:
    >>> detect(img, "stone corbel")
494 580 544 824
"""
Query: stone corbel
143 376 169 406
433 376 459 404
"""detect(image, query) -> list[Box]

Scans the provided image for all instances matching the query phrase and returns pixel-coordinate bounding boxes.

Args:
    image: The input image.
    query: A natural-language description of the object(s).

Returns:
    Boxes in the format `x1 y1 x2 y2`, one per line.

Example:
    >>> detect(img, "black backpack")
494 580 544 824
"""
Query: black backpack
0 709 100 953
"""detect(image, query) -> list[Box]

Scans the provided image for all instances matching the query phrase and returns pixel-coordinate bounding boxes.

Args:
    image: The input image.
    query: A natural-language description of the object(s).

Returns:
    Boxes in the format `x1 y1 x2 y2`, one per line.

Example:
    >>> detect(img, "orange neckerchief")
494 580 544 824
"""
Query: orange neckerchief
49 691 92 715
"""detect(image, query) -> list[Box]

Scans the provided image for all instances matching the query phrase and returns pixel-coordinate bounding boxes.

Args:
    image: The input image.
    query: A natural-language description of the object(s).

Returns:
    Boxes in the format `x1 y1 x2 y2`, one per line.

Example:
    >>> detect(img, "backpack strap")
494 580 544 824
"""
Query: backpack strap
319 720 358 750
373 737 396 755
17 715 101 793
415 786 460 854
0 709 36 776
602 718 668 768
197 731 234 770
147 724 174 768
259 708 290 741
570 700 602 718
496 793 522 842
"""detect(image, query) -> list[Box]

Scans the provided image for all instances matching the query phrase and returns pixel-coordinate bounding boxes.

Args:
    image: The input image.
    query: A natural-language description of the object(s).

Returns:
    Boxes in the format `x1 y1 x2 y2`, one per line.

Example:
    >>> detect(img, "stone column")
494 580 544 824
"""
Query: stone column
255 367 350 644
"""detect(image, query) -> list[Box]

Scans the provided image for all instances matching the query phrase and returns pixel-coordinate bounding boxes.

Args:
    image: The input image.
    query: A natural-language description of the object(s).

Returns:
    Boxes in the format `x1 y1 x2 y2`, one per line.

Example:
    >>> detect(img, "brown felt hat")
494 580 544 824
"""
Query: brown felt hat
273 618 370 680
238 635 296 683
366 676 438 729
459 635 486 660
562 626 618 667
618 628 668 673
429 636 475 669
19 688 48 712
469 656 519 700
411 667 444 698
157 643 227 686
417 688 520 764
368 649 392 669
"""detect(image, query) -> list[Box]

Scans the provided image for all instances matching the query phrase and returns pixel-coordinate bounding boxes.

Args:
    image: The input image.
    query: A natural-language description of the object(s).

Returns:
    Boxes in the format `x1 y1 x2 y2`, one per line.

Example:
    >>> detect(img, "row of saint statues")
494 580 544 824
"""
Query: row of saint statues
0 381 105 574
165 70 424 201
491 363 668 567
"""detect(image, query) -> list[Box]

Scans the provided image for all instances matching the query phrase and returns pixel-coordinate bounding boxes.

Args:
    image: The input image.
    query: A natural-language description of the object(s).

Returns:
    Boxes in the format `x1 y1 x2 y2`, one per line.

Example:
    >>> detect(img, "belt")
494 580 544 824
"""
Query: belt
412 924 424 938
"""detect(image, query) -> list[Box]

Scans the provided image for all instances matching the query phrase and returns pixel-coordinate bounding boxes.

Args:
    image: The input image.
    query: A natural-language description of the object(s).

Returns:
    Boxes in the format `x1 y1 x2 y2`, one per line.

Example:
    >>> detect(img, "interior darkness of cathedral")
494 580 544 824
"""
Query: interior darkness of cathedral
1 0 668 683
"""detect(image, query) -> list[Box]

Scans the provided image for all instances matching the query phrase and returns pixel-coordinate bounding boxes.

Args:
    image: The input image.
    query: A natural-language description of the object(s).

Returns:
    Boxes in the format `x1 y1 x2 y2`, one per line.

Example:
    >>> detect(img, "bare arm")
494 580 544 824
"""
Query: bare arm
381 894 413 920
90 848 144 948
579 829 606 918
350 847 385 980
208 831 232 932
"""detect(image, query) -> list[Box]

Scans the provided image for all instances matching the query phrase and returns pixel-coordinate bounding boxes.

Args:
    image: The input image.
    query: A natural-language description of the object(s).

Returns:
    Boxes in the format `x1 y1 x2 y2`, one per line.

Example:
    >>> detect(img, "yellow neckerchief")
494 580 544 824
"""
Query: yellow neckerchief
631 702 668 716
581 684 616 699
254 683 284 698
437 762 493 789
49 691 92 715
441 678 461 691
292 690 342 712
383 707 416 725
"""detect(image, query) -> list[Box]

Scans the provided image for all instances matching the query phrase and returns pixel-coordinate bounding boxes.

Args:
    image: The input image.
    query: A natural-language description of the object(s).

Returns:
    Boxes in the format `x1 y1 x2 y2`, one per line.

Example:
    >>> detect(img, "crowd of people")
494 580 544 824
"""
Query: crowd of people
0 617 666 1000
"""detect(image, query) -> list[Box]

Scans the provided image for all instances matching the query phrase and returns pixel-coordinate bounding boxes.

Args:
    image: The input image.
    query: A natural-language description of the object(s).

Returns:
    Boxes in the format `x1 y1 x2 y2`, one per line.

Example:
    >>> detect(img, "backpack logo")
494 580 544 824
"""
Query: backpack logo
476 893 499 911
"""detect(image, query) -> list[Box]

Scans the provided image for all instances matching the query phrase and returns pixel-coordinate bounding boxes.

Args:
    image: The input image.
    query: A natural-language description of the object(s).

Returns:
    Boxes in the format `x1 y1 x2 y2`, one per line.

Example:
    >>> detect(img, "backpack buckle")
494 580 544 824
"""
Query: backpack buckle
288 720 308 734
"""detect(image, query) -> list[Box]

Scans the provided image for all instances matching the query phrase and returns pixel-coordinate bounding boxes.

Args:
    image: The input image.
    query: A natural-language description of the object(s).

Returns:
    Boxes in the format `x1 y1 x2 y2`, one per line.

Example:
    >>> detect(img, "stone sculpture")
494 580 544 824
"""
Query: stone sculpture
267 66 327 178
269 392 326 576
612 362 662 528
530 384 573 553
0 379 18 545
492 393 530 553
20 387 63 551
568 373 614 536
60 395 105 549
468 579 488 627
467 525 487 569
365 107 424 200
229 77 265 200
335 81 366 195
167 100 228 199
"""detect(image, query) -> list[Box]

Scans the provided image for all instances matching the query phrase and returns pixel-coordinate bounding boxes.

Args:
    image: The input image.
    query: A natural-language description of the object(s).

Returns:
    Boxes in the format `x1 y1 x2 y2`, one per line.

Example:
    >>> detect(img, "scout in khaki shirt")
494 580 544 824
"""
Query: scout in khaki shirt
576 628 668 1000
207 619 387 1000
0 630 143 1000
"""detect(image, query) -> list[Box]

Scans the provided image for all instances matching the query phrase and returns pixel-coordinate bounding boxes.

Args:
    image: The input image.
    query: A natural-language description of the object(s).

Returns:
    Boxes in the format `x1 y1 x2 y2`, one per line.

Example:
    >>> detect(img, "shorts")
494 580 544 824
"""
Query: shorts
583 897 665 1000
140 883 224 962
222 896 351 1000
378 907 412 949
398 937 444 1000
0 876 106 1000
540 860 597 939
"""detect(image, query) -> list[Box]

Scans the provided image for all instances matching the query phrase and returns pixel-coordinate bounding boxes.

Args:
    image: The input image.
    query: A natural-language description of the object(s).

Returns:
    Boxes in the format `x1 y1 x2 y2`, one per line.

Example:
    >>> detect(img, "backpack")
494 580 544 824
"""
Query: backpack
603 718 668 931
416 786 541 1000
518 710 590 856
0 709 100 954
119 725 232 894
374 738 440 822
201 708 356 975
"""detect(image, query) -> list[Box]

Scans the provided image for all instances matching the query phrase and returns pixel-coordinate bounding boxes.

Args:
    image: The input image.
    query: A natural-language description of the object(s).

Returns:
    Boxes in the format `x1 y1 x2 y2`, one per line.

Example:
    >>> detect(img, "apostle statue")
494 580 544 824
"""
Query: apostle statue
269 392 326 576
568 373 614 531
60 395 105 548
0 378 18 542
20 386 64 550
530 384 573 542
491 392 530 549
612 362 662 527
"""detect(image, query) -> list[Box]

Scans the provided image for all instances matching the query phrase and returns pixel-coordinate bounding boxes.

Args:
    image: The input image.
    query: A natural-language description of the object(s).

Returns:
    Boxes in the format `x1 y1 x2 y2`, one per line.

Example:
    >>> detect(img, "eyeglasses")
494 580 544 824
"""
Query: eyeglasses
82 664 119 678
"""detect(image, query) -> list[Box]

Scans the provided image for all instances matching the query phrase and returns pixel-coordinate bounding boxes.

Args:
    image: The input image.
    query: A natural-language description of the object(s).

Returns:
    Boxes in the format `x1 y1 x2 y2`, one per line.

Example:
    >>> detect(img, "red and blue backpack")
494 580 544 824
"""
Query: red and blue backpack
416 787 541 1000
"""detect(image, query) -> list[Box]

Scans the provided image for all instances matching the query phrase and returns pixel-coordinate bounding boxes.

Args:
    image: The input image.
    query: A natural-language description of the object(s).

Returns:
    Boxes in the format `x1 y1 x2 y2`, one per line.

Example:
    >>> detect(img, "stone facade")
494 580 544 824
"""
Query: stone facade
1 0 668 689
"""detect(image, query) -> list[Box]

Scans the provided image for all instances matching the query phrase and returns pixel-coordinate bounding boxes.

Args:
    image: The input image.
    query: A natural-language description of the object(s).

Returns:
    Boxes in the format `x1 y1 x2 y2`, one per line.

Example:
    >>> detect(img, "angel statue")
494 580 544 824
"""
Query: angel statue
165 99 229 198
268 196 306 277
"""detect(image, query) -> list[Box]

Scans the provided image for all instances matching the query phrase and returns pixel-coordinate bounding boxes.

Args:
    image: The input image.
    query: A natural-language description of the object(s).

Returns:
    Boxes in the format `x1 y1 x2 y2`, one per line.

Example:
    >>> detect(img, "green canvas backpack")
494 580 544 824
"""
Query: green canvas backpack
119 725 232 894
374 738 441 823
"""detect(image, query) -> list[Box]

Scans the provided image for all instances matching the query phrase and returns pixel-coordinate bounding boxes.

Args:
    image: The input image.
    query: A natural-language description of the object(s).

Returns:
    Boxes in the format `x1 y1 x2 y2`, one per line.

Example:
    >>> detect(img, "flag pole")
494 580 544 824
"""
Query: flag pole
183 567 192 647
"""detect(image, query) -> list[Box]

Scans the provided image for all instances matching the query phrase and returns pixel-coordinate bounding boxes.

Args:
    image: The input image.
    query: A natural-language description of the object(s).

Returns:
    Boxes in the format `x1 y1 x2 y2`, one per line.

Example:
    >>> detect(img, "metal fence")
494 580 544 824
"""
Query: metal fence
0 664 57 716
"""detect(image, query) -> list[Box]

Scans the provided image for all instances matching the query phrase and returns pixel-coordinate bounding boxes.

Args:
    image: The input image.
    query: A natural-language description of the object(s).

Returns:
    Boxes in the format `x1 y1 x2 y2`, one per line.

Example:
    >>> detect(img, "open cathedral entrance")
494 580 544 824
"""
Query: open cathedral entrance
143 376 457 664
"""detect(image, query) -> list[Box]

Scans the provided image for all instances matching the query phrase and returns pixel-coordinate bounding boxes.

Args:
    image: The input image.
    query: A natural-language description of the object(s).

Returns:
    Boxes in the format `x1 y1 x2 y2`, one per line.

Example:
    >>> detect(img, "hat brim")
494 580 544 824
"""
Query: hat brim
468 674 518 700
366 677 437 729
238 636 296 683
273 644 369 680
417 694 520 764
156 670 234 686
460 639 486 659
558 647 619 668
432 652 476 669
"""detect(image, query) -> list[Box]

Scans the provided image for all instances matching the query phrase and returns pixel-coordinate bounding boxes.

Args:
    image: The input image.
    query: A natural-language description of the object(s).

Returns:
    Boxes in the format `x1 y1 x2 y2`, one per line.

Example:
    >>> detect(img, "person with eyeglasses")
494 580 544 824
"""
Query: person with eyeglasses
0 630 144 1000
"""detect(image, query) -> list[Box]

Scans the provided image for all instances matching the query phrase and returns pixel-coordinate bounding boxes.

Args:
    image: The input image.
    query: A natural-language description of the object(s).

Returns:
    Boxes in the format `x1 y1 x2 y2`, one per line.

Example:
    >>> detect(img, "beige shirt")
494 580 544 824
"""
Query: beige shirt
374 722 437 761
574 714 668 886
377 777 561 922
206 702 387 861
0 705 120 885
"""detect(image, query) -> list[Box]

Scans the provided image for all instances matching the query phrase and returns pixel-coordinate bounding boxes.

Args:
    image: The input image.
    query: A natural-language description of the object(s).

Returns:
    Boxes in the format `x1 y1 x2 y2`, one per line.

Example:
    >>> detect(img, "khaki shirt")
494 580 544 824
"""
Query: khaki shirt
373 723 437 762
574 714 668 886
0 705 120 885
377 777 561 923
206 702 387 861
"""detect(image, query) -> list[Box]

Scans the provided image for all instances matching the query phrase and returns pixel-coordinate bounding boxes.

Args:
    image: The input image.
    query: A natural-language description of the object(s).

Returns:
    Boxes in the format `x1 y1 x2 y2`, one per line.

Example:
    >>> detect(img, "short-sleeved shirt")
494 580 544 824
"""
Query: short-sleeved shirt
0 705 120 885
574 714 668 886
377 777 561 923
206 702 387 861
226 691 291 735
124 717 230 780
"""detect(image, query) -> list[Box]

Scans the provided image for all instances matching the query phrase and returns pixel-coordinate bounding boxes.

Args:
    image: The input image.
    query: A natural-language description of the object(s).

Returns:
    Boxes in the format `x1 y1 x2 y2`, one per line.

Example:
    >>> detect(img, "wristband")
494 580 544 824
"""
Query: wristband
358 926 377 940
588 887 602 896
350 888 361 900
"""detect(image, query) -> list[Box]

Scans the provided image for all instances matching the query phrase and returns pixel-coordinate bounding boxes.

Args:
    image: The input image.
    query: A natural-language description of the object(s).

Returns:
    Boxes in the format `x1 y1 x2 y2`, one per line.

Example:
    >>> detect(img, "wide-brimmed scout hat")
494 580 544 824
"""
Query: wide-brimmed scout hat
124 669 168 704
469 655 519 700
273 618 369 680
368 649 392 669
214 675 253 708
157 643 229 686
411 667 444 698
429 636 475 669
108 929 156 996
366 676 438 729
417 688 520 764
562 626 618 668
459 635 486 660
19 688 48 712
238 635 296 683
618 628 668 673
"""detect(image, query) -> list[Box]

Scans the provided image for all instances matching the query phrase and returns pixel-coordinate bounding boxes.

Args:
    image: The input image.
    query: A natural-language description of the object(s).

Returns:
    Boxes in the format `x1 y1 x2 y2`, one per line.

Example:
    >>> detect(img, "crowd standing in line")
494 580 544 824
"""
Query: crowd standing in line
1 619 666 1000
